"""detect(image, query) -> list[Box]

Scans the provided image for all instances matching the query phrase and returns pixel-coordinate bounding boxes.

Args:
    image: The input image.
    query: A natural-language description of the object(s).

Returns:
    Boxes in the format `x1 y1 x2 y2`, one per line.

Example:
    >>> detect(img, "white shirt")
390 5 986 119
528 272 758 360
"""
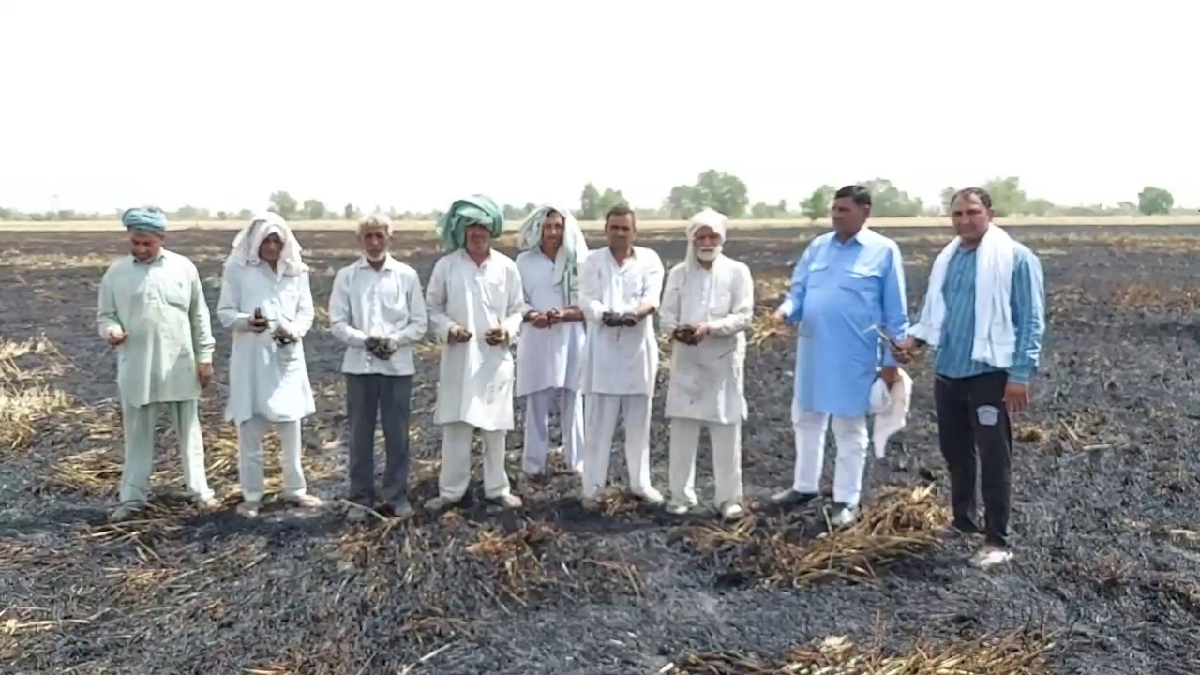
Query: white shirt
216 263 317 424
329 255 428 377
577 246 665 397
660 256 755 424
514 248 588 397
426 249 527 430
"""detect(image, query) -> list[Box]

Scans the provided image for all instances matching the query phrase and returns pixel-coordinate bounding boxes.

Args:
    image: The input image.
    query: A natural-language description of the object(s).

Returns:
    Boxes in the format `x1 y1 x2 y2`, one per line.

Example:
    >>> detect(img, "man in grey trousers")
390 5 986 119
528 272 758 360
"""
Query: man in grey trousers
328 214 429 520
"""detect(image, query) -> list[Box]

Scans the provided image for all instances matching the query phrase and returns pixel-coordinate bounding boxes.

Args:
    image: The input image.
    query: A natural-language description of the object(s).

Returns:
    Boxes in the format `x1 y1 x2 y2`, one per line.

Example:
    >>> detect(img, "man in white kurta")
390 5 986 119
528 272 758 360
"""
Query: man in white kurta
216 213 321 518
515 205 589 478
329 214 429 520
660 209 754 519
96 207 217 522
577 204 666 508
425 196 526 511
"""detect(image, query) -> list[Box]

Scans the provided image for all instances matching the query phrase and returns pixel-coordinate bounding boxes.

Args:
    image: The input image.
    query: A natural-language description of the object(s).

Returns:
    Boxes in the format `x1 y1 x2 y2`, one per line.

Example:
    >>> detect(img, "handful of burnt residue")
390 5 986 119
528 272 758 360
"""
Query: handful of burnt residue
674 324 698 345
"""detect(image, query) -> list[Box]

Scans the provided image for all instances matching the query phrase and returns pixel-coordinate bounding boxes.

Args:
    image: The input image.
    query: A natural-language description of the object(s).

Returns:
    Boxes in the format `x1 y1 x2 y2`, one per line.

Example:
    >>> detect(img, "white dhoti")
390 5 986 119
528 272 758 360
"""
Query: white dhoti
439 423 512 501
119 400 213 504
236 416 308 502
523 387 584 474
667 418 743 508
792 406 869 506
581 393 653 499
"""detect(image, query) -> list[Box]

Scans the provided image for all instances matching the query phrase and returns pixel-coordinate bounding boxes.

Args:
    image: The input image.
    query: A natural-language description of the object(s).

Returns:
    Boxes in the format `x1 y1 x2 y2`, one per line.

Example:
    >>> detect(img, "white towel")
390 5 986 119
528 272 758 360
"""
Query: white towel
869 369 912 458
908 224 1015 368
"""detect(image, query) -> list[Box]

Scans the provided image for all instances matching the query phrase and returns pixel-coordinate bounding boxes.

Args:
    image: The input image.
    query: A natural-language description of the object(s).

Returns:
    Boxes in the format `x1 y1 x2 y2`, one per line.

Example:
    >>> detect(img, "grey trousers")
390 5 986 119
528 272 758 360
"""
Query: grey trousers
345 374 413 507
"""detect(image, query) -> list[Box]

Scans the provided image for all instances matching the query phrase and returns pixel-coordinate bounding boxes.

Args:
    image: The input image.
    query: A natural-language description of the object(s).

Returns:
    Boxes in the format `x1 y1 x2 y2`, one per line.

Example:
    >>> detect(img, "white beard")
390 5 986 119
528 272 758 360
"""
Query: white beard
696 246 721 262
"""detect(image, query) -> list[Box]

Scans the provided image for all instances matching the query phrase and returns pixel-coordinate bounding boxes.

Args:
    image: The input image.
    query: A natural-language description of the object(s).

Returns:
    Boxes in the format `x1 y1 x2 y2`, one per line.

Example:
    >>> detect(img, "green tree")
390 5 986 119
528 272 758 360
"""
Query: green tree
981 176 1028 217
800 185 835 221
1137 186 1174 215
860 179 922 217
174 205 208 220
664 170 750 219
343 203 359 219
302 199 327 219
579 183 602 219
269 191 298 219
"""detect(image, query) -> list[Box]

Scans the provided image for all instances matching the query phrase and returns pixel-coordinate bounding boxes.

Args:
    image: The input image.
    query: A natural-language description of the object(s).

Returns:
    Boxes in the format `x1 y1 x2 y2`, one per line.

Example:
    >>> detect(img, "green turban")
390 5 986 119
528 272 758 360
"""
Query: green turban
435 195 504 252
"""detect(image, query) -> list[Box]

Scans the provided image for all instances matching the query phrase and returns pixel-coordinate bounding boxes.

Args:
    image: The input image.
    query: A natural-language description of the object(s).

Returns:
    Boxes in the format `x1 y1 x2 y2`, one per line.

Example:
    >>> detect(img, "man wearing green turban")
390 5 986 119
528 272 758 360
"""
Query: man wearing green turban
424 196 528 512
97 207 218 521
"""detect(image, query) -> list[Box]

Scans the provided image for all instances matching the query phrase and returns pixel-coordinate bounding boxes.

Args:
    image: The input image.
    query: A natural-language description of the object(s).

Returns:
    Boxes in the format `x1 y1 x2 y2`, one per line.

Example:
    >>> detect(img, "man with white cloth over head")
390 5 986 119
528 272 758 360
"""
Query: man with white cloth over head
770 185 909 528
425 195 527 512
577 203 666 509
893 187 1045 569
216 213 322 518
660 208 754 519
515 205 589 479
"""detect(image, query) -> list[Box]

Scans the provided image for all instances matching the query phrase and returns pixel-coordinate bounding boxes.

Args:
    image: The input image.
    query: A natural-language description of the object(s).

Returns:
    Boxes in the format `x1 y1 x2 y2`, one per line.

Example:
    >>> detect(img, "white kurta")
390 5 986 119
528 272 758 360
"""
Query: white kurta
577 247 665 396
514 248 588 396
216 263 317 424
426 249 527 430
659 257 755 424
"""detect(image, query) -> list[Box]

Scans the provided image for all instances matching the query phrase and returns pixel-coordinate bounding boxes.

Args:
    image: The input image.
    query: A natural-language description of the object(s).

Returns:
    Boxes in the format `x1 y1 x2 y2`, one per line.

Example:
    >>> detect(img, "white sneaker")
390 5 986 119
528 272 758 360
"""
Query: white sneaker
720 502 745 520
634 487 665 504
284 493 323 508
830 505 858 528
666 502 691 515
236 501 261 518
970 547 1013 568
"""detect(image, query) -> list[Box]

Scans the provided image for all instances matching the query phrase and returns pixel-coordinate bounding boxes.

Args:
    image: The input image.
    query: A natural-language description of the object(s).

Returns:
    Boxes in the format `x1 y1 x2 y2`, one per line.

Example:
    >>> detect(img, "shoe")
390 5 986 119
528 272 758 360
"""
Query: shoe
634 487 665 504
666 502 691 516
829 503 858 528
195 496 222 511
109 503 144 523
970 546 1013 568
488 493 523 509
952 518 983 536
720 502 745 520
580 496 600 511
346 505 372 522
284 493 323 508
423 496 462 513
769 489 819 506
236 501 261 518
390 500 415 519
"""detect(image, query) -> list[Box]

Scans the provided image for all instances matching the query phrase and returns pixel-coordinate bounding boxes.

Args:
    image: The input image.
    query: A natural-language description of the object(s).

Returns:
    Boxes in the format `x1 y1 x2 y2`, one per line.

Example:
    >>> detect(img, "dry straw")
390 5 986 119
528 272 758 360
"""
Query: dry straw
678 485 950 587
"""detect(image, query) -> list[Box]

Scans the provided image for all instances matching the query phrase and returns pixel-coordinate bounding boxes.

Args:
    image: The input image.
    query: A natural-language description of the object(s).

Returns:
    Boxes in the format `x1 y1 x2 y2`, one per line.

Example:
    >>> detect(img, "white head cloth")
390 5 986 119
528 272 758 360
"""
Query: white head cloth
517 204 589 305
225 212 307 276
685 208 729 271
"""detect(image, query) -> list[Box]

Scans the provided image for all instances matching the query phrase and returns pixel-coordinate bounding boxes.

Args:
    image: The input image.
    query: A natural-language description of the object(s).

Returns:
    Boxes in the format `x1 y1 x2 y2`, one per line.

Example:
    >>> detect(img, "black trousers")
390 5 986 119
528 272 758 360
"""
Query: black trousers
934 371 1012 548
346 374 413 507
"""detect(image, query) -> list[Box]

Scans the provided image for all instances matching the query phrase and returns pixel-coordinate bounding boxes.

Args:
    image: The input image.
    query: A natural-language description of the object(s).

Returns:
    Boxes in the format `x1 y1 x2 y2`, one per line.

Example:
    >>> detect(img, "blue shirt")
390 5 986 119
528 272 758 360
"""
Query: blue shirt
780 229 909 417
930 243 1045 384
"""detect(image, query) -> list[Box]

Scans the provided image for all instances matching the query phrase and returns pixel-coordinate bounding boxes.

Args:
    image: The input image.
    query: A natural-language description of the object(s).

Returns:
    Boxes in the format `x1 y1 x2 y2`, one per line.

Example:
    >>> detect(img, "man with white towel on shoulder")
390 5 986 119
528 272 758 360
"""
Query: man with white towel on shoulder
893 186 1045 569
660 208 754 519
577 203 666 510
515 205 589 481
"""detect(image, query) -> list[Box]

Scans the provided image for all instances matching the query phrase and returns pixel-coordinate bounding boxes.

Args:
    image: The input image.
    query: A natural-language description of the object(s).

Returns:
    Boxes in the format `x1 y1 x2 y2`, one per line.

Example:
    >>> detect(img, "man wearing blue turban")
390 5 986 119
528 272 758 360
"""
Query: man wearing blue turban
424 196 528 512
97 207 218 521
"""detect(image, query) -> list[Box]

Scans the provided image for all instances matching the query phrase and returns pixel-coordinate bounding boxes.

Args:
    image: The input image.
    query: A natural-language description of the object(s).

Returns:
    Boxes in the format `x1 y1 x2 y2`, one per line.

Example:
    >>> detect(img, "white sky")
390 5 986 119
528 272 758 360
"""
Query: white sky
1 1 1194 214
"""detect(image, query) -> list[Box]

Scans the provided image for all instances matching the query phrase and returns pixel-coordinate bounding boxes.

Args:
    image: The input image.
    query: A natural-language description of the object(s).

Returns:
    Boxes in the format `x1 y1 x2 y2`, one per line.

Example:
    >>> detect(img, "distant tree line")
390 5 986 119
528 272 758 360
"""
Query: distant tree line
0 174 1185 222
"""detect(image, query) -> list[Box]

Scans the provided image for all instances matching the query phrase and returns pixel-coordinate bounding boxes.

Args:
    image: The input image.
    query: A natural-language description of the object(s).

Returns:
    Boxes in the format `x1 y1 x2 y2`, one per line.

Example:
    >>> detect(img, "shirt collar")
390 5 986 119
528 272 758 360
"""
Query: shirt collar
355 254 401 271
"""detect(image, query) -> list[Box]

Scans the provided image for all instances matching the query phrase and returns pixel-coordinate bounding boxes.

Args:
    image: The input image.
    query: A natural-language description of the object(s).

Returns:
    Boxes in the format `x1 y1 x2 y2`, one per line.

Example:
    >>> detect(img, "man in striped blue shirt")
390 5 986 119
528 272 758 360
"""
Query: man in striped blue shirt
894 187 1045 569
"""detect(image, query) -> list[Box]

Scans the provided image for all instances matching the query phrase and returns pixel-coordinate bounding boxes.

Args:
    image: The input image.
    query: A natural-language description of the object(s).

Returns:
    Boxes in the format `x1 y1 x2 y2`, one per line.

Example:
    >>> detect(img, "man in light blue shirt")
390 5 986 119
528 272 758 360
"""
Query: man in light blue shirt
895 187 1045 569
771 186 909 526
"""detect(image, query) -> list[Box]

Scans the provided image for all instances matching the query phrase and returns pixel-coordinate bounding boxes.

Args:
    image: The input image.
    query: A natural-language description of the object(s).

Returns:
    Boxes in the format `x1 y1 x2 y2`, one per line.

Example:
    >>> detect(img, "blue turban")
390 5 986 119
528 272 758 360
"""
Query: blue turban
435 195 504 252
122 207 168 235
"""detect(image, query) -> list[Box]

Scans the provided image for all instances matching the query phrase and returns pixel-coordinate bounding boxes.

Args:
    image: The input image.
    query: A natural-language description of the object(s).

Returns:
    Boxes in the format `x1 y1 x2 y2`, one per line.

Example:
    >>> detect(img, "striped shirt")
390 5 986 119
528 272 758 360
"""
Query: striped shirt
929 242 1045 384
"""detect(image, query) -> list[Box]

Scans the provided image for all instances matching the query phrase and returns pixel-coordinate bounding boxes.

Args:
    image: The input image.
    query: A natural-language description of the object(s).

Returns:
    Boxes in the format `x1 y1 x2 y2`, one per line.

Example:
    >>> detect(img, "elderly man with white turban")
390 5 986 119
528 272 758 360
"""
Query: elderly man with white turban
329 213 428 521
97 207 218 522
577 203 666 509
514 205 590 480
216 213 322 518
425 196 527 512
660 208 754 519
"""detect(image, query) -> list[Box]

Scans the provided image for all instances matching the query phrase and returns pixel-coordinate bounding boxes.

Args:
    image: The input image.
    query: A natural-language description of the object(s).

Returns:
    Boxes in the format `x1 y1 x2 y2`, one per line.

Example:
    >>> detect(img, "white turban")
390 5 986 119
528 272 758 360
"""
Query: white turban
224 212 307 277
685 208 729 271
518 204 589 305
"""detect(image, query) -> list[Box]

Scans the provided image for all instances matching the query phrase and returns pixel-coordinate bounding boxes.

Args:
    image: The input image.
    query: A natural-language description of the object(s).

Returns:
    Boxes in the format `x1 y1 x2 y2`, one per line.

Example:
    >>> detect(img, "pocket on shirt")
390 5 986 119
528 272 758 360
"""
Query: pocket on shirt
161 281 191 309
839 267 881 293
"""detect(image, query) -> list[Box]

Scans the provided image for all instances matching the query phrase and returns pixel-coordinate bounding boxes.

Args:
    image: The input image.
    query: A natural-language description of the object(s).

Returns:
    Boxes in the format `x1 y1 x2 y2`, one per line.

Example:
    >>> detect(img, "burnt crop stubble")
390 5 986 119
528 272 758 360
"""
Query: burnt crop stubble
1 224 1199 673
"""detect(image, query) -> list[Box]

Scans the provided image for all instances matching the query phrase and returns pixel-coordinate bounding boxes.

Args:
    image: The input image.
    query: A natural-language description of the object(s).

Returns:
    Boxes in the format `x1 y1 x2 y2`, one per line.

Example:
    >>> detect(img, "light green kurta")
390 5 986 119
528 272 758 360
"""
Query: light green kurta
96 249 216 408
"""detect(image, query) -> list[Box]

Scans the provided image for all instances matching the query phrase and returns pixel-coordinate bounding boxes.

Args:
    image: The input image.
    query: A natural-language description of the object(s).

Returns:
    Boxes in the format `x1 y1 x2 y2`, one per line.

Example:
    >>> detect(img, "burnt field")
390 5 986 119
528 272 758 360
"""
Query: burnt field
1 224 1199 674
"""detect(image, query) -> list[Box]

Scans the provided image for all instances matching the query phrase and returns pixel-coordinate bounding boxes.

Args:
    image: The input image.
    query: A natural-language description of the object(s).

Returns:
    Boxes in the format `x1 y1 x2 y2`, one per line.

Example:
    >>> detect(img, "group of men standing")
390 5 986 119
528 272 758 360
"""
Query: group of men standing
96 184 1043 568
